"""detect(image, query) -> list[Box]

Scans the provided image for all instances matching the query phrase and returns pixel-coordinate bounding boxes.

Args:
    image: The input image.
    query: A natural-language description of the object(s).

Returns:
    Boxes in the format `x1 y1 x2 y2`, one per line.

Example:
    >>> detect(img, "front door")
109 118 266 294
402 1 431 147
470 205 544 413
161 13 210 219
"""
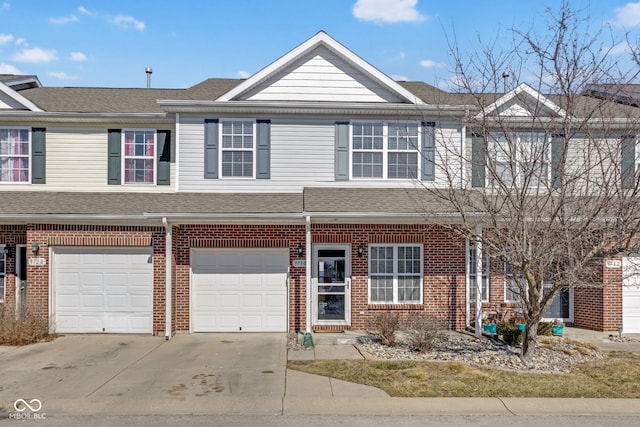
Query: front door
313 245 351 326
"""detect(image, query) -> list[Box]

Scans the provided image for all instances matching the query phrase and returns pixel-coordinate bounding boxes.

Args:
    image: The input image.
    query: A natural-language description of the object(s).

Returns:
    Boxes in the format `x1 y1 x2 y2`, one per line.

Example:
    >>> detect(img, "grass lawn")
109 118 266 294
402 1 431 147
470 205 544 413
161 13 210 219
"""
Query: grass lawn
287 350 640 398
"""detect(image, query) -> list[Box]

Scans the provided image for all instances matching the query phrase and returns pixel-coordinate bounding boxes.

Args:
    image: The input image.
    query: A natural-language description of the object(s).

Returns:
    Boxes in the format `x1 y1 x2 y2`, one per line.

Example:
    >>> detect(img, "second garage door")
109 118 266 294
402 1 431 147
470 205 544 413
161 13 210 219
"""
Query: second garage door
623 256 640 333
191 249 288 332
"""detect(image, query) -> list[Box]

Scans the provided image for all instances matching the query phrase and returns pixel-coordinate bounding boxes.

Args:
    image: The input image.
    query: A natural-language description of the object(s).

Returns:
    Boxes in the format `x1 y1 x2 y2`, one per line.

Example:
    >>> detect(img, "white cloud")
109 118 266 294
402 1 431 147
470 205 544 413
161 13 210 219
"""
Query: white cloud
47 71 77 80
610 42 632 55
78 6 93 15
237 70 250 78
15 37 25 45
1 3 9 10
0 33 13 45
398 52 406 59
12 48 57 63
0 63 22 74
391 74 408 81
49 15 79 24
70 51 87 61
614 2 640 27
419 59 444 68
114 15 145 31
353 0 425 24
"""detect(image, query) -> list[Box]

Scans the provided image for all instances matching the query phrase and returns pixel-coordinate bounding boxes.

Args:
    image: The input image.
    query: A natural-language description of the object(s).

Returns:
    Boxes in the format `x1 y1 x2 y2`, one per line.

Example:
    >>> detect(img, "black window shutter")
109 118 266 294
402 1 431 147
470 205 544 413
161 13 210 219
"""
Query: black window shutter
156 130 171 185
550 134 564 189
204 119 219 179
471 133 486 188
256 120 271 179
107 129 122 185
421 121 435 181
622 136 636 189
31 127 46 184
335 121 349 181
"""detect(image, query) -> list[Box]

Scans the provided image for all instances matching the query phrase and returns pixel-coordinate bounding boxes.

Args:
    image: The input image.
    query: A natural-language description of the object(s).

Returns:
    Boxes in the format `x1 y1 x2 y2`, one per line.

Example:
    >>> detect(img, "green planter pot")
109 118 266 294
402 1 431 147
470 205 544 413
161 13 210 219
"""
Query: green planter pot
516 323 526 333
482 323 497 334
551 324 564 335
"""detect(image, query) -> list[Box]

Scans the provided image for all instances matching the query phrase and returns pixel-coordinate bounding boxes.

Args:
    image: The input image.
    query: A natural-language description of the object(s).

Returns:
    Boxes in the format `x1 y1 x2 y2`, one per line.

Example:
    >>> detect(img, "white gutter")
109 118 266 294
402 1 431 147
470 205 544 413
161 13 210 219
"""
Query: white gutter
305 215 311 334
475 225 483 337
162 217 172 340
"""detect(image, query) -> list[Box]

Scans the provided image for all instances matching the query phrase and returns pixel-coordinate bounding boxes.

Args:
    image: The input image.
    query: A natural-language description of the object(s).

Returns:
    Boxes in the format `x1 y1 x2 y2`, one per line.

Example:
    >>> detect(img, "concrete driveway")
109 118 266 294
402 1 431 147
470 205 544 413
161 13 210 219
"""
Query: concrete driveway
0 333 287 415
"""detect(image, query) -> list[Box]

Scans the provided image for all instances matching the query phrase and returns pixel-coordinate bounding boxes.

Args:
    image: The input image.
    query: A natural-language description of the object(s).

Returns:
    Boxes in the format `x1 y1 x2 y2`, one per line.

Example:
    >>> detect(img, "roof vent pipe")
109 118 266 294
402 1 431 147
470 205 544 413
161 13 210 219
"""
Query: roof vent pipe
145 67 153 88
502 71 510 93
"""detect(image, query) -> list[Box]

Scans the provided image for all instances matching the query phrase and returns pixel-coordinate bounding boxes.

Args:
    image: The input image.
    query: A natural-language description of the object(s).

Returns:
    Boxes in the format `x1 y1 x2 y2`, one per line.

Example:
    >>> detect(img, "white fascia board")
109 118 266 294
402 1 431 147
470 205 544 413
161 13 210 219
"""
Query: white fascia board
475 83 566 120
215 31 426 105
0 82 43 112
156 100 465 116
0 111 173 124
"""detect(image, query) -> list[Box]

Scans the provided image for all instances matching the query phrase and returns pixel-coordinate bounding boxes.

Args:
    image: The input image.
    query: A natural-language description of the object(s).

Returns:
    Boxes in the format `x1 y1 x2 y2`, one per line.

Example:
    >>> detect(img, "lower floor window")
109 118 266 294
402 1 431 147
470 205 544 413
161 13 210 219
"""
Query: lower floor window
468 244 489 302
369 244 422 304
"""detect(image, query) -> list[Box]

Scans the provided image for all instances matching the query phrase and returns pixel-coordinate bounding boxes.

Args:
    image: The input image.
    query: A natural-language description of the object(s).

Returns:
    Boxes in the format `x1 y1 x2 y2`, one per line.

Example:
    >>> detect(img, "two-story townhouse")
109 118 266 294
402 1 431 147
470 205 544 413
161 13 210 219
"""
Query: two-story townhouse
0 32 636 338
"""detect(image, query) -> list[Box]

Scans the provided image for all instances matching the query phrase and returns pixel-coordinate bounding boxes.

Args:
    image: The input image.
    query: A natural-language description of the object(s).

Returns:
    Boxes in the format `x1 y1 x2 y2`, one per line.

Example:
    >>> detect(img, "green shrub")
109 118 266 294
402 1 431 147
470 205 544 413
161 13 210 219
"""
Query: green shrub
497 321 522 346
537 322 552 336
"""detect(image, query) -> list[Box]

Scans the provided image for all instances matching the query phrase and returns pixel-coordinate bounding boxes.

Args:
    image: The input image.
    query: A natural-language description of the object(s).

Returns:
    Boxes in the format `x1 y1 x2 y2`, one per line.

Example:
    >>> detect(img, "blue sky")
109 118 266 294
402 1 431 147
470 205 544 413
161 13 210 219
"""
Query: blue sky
0 0 638 89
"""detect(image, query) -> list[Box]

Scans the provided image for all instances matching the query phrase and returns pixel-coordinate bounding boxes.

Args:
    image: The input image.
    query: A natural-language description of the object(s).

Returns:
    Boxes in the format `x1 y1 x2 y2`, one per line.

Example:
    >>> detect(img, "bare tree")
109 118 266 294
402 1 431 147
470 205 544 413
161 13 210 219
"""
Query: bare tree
424 2 640 360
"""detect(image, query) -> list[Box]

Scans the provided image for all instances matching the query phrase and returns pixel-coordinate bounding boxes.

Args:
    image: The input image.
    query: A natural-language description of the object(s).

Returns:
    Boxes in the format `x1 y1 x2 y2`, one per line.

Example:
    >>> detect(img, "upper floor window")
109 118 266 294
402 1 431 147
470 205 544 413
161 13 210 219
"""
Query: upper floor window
221 120 254 178
352 121 420 179
0 128 30 183
123 130 155 184
0 247 5 302
488 132 549 187
369 244 422 304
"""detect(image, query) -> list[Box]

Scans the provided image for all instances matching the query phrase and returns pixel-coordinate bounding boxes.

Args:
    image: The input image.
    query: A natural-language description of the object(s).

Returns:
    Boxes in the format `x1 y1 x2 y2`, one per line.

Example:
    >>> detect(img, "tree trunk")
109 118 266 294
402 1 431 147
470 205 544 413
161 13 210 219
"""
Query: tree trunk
521 319 540 361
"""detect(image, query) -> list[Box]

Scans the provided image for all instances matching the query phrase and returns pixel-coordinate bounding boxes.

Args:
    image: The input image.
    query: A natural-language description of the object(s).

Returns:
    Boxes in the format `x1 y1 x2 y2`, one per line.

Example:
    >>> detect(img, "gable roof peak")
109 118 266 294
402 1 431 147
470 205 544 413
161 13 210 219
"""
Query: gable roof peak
216 31 425 105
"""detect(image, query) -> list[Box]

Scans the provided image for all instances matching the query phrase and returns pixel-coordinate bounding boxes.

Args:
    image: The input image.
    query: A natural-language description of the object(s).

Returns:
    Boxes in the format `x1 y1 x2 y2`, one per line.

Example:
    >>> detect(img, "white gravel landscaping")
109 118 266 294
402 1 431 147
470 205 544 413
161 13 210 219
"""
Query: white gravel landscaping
356 331 604 373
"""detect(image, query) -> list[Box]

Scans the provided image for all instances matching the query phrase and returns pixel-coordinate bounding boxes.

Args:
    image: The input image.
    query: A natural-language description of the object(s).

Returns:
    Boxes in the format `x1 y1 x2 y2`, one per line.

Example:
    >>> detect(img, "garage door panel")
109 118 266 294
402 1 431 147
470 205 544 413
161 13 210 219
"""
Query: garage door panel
53 247 153 334
192 249 288 332
623 256 640 333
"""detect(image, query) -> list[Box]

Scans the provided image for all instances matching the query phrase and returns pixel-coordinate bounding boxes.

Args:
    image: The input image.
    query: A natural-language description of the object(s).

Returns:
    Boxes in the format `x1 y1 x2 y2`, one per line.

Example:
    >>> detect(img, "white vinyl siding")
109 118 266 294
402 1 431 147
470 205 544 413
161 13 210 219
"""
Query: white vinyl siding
0 126 175 192
178 116 462 192
240 46 403 103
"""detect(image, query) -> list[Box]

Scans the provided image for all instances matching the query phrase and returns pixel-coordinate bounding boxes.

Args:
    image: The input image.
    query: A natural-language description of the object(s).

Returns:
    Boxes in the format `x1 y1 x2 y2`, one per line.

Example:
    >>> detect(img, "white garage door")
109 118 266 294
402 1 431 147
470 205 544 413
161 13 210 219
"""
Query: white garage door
53 247 153 334
623 256 640 333
191 249 288 332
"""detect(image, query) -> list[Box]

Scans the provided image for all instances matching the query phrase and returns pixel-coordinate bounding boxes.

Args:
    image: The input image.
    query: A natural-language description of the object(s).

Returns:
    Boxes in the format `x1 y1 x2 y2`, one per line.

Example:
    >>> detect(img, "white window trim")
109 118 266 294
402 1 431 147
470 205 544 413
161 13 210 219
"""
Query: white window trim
504 262 521 303
121 128 157 185
0 126 31 184
368 243 423 304
488 131 551 188
349 120 422 180
467 241 489 302
219 118 256 179
0 244 5 302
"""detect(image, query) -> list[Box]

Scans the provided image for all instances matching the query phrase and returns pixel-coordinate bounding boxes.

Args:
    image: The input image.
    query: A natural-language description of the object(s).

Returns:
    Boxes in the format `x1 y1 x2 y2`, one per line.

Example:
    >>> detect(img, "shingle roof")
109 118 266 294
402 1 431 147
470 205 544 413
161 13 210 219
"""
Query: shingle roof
0 192 303 216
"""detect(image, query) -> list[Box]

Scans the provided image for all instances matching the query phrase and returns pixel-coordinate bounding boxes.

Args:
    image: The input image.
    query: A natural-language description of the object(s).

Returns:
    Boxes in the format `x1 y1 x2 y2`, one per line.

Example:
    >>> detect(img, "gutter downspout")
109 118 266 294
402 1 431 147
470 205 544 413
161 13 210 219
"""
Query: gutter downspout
475 225 483 337
162 217 172 340
305 215 311 334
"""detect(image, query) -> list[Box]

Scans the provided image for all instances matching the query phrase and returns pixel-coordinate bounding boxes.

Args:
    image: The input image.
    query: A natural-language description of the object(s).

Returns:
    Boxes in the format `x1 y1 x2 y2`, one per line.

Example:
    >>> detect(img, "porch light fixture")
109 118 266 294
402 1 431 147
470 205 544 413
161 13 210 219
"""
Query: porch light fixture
297 243 304 258
358 244 364 257
31 241 40 256
2 245 10 258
